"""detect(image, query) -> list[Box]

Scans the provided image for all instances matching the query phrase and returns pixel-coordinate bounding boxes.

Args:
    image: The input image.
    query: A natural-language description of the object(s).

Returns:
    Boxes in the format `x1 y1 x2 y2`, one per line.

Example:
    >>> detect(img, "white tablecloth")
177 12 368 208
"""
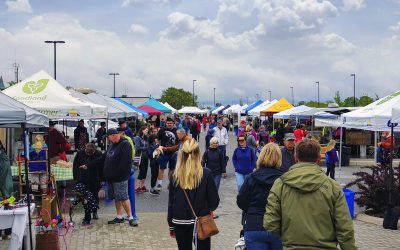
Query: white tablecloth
0 204 35 250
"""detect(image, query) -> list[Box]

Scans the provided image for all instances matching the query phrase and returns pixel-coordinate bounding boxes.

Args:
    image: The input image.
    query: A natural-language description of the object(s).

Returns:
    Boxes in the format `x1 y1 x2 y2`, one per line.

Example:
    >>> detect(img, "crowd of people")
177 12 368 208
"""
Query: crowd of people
42 113 361 250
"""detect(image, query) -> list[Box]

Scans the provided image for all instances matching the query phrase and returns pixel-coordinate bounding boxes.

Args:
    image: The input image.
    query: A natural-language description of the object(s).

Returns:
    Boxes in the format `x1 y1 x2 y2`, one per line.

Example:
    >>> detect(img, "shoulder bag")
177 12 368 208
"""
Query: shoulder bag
183 189 219 241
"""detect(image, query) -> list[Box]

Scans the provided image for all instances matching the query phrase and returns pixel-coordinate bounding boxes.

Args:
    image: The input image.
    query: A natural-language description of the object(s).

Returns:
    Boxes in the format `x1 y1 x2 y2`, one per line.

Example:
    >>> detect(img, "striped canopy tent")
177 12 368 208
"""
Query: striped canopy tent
243 100 263 114
141 97 171 113
162 102 178 114
139 105 163 116
260 98 293 116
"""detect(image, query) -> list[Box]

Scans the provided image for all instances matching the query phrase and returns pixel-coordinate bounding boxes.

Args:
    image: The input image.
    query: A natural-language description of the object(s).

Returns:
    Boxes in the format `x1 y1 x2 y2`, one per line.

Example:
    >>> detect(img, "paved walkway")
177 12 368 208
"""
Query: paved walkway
1 131 399 249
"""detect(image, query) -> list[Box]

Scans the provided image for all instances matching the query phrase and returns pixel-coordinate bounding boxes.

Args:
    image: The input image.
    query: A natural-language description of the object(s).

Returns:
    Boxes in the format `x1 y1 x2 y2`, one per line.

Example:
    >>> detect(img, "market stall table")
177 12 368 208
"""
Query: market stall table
11 166 73 181
0 204 35 250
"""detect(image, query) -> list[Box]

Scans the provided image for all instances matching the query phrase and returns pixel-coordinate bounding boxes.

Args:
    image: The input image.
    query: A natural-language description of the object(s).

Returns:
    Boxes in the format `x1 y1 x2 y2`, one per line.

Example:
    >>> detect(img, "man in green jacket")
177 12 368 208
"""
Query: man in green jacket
264 139 357 250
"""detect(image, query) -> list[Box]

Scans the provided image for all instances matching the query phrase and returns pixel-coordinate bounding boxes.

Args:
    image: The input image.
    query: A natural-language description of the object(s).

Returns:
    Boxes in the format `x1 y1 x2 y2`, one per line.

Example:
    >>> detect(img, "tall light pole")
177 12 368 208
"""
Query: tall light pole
44 40 65 80
290 86 294 106
192 80 197 106
109 73 119 98
268 91 272 101
351 74 356 107
316 81 320 107
213 87 216 106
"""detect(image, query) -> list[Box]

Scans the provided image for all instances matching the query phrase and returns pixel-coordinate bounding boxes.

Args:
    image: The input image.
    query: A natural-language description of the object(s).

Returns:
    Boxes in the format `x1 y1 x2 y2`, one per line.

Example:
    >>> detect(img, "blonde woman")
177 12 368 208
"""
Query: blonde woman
237 143 283 250
167 139 220 250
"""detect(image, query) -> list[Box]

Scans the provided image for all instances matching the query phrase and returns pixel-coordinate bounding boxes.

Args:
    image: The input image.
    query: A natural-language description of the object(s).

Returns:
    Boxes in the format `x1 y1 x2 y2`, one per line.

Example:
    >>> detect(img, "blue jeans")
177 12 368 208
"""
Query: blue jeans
244 230 282 250
213 174 222 191
235 172 249 192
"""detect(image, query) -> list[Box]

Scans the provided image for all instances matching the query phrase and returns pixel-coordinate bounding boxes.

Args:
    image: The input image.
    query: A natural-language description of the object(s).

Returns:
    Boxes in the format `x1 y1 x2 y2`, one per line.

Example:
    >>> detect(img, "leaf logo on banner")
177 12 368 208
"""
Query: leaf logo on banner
22 79 49 94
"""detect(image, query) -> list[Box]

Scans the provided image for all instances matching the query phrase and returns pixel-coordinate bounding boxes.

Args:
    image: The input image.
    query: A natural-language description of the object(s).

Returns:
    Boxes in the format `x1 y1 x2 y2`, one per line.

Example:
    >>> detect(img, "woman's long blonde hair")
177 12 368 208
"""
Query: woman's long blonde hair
256 143 282 169
173 138 204 190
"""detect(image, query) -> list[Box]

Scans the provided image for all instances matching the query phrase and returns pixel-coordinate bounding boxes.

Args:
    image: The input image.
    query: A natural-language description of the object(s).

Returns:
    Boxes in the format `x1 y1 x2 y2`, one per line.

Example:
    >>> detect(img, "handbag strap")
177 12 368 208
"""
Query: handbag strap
183 189 197 218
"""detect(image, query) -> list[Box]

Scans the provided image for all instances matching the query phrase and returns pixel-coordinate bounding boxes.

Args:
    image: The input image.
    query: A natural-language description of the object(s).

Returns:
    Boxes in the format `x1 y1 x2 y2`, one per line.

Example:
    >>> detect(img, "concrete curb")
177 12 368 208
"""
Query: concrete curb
356 213 400 228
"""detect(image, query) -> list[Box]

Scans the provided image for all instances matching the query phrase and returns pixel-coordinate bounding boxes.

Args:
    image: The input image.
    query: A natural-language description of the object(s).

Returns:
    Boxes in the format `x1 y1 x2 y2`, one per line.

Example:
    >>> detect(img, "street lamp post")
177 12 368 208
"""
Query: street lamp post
44 40 65 80
268 91 272 101
316 81 320 107
351 74 356 107
213 88 216 106
290 86 294 106
192 80 197 106
109 73 119 98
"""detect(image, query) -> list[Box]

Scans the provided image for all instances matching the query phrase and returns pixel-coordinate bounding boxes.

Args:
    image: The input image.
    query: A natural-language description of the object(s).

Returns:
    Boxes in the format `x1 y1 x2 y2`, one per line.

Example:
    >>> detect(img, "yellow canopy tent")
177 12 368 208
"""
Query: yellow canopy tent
260 98 293 116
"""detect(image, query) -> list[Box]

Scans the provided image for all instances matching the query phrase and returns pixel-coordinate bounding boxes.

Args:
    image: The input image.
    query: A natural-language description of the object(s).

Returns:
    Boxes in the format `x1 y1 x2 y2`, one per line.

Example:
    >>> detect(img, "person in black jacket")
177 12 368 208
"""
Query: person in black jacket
73 142 104 219
74 119 89 151
168 139 220 250
201 136 226 191
103 128 137 227
237 143 283 250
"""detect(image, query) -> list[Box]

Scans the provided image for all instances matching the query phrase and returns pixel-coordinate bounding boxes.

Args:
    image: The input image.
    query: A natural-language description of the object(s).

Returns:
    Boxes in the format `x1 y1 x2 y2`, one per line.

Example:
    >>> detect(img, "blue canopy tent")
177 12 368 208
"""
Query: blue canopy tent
243 100 263 114
141 98 172 114
115 98 149 118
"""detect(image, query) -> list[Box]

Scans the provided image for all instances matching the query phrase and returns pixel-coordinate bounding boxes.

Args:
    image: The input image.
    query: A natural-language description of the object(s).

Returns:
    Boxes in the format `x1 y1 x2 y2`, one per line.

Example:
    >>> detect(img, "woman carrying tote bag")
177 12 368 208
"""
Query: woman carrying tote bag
168 139 220 250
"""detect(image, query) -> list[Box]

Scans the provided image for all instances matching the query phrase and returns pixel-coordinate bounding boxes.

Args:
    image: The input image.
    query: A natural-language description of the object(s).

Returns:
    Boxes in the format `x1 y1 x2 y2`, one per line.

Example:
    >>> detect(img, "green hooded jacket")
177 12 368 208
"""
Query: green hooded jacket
264 162 357 250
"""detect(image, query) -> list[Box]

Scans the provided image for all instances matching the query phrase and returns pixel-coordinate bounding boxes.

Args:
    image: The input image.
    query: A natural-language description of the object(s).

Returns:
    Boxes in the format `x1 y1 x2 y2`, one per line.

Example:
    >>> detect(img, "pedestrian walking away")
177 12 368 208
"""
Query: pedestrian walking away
237 143 283 250
325 139 339 180
201 136 227 191
168 139 220 250
264 139 357 250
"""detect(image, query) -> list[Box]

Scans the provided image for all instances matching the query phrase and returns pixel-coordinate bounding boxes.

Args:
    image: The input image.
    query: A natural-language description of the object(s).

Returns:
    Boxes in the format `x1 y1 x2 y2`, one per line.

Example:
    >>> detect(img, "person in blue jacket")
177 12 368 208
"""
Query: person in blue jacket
232 135 256 192
325 139 339 180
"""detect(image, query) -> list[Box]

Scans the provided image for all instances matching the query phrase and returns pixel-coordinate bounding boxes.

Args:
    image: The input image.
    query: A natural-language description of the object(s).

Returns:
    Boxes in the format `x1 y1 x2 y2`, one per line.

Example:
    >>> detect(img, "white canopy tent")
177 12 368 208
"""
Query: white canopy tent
85 93 126 119
248 100 277 116
212 106 225 114
223 104 240 115
69 90 108 119
163 102 178 114
3 70 93 119
0 91 49 127
341 90 400 131
178 106 206 114
273 105 313 119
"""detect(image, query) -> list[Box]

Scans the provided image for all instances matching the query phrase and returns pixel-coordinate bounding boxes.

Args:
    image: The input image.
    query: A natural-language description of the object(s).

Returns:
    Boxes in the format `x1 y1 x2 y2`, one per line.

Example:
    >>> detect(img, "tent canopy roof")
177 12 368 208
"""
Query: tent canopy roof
86 93 125 119
178 106 205 114
263 98 293 113
3 70 93 119
0 91 49 127
139 105 163 116
141 98 171 113
69 90 108 119
273 105 313 119
115 98 148 118
244 100 263 114
162 102 178 113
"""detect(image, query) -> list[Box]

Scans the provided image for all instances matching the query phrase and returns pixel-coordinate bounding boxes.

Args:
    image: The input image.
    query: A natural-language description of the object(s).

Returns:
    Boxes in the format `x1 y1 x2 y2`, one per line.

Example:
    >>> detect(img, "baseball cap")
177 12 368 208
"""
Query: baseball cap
284 133 295 140
106 128 118 136
117 127 126 132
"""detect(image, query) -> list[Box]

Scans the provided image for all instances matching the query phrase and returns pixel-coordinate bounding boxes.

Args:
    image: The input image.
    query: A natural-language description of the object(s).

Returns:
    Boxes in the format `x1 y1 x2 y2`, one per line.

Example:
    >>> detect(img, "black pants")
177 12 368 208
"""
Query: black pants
174 224 211 250
84 210 92 223
326 162 335 180
138 155 149 180
150 158 159 188
192 133 199 141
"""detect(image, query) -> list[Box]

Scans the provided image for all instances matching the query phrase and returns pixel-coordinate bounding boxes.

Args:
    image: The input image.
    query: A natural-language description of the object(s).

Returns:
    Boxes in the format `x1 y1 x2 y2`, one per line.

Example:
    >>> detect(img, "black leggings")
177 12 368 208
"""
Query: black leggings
149 158 159 188
326 162 336 180
137 155 149 180
174 224 211 250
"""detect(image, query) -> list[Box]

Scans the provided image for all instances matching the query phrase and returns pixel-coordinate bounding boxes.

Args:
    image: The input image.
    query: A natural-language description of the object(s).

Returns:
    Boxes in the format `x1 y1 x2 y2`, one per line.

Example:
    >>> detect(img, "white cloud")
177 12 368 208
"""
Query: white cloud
6 0 32 13
342 0 365 11
121 0 180 7
390 21 400 32
129 24 149 34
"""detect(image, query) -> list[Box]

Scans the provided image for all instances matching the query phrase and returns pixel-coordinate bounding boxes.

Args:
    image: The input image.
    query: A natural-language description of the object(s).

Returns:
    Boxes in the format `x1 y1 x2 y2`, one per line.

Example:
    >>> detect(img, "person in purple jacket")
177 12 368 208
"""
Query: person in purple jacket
232 135 256 192
325 139 339 180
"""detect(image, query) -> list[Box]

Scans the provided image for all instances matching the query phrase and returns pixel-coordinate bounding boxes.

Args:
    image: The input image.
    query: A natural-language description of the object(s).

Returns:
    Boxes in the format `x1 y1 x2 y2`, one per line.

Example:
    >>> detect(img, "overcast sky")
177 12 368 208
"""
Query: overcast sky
1 0 400 106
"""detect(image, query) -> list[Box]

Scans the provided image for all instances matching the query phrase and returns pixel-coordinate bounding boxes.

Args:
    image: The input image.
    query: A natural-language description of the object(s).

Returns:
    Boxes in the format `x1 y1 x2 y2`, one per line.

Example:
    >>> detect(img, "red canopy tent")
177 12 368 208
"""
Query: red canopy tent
139 105 163 116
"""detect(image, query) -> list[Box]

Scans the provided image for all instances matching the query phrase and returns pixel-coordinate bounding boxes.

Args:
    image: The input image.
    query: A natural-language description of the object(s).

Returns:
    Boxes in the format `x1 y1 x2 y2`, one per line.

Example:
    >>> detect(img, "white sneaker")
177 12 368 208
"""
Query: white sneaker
155 184 162 191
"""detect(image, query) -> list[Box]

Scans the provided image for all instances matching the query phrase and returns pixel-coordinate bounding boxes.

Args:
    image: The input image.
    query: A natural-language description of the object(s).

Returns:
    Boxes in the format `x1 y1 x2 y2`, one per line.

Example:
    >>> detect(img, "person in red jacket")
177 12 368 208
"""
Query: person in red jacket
377 132 395 164
293 124 308 143
202 116 207 131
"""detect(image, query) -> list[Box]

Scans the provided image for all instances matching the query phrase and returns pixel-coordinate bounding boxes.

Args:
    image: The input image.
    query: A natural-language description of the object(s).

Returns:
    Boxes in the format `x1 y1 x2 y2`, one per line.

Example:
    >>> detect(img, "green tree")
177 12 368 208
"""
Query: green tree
343 97 359 107
333 91 343 106
160 87 197 109
358 95 373 107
